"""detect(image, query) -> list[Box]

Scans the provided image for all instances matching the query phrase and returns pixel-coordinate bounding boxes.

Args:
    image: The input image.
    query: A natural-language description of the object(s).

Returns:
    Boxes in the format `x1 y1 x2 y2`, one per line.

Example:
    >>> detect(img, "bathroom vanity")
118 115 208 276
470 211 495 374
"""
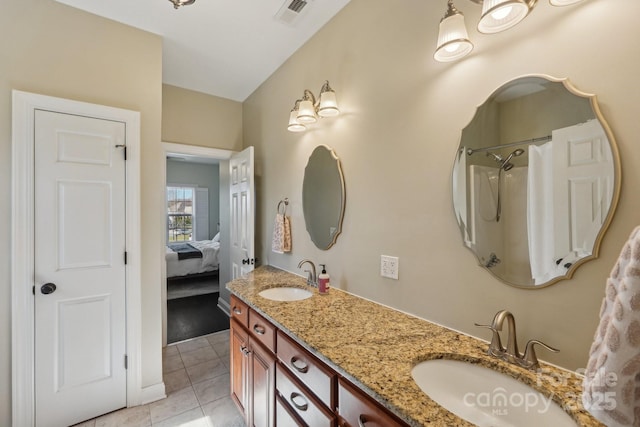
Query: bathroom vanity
227 266 603 426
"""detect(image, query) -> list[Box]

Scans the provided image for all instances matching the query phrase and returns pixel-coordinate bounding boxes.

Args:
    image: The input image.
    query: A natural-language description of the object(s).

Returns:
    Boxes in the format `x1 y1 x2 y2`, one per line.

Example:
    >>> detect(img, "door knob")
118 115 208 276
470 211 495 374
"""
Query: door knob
41 283 57 295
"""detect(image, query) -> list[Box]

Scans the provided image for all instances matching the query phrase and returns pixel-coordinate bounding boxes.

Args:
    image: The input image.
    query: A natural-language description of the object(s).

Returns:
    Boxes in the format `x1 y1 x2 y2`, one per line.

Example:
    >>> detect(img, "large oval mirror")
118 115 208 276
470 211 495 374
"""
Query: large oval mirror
452 76 621 288
302 145 346 250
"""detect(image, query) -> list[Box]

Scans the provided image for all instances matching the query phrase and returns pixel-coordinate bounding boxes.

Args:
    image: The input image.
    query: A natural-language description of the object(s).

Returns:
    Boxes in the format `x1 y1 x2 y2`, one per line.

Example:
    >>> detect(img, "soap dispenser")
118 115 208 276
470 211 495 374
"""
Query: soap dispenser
318 264 330 294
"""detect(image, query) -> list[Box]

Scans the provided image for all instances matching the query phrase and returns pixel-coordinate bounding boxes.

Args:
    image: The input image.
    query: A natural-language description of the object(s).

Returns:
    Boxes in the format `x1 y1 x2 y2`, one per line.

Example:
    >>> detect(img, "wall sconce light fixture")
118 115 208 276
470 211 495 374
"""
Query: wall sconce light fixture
434 0 584 62
287 81 340 132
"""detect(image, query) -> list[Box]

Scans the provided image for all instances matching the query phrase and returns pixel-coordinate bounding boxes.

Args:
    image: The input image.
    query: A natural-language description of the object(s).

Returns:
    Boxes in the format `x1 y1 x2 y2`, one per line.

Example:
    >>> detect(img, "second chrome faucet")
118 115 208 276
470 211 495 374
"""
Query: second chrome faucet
476 309 559 370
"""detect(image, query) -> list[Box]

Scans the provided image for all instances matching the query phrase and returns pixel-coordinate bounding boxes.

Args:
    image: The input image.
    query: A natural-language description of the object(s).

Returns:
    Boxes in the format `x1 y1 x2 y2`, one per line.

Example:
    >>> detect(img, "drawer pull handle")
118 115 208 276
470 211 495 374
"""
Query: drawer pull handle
290 357 309 373
290 392 308 411
253 325 266 335
232 306 242 315
358 415 368 427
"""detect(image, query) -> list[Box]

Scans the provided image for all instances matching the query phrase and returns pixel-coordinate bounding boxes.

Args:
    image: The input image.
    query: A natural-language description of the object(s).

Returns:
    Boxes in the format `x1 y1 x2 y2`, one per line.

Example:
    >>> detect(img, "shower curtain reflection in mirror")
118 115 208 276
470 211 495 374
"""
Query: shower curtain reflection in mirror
457 118 614 286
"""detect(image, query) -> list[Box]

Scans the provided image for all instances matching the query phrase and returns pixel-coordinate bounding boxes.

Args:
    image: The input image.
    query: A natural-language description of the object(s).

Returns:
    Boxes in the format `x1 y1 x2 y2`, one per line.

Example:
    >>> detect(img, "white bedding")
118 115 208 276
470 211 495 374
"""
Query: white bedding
165 240 220 278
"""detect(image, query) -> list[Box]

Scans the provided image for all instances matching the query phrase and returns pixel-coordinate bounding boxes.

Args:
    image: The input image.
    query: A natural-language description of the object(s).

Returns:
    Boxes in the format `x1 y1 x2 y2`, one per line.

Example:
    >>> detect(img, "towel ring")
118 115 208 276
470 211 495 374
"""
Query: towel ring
277 198 289 215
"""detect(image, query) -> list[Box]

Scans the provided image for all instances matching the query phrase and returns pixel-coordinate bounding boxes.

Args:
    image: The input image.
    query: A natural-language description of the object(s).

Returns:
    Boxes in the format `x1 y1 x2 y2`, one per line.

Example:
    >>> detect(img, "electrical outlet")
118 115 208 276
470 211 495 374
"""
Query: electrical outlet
380 255 399 280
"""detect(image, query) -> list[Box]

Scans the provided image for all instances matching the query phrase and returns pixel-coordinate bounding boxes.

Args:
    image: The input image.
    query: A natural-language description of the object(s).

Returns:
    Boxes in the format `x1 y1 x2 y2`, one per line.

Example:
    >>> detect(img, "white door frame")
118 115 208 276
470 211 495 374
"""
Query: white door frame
11 91 143 426
161 142 234 346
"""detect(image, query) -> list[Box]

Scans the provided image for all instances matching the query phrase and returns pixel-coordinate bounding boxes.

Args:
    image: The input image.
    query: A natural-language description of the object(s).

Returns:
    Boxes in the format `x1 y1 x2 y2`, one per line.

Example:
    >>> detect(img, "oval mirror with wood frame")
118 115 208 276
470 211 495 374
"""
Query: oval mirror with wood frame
452 75 621 288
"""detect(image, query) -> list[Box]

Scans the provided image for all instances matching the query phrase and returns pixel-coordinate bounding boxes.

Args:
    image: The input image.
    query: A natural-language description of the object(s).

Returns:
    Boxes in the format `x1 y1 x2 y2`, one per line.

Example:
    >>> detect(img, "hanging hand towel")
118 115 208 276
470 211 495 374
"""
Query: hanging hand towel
271 213 291 254
583 226 640 426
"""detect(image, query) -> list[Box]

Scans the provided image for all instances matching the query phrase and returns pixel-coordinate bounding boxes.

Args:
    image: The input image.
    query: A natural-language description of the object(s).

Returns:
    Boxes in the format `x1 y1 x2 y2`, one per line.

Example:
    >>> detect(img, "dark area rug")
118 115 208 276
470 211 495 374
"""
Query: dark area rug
167 292 229 344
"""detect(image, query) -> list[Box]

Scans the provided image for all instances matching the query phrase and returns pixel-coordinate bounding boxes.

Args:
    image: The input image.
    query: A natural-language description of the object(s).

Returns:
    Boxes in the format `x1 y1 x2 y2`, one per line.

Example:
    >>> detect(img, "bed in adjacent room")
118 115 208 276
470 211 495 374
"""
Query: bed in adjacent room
165 235 220 278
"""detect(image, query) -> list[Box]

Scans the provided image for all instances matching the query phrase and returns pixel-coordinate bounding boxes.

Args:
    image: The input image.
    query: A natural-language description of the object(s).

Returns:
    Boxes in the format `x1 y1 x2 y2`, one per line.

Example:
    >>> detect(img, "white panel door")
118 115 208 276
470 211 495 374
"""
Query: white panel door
230 147 255 279
552 119 614 260
34 110 127 427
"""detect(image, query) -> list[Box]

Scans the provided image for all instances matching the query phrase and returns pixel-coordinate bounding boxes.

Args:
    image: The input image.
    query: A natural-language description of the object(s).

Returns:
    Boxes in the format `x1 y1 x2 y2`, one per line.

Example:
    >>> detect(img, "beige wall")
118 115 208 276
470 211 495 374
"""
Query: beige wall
162 84 243 150
244 0 640 370
1 1 163 424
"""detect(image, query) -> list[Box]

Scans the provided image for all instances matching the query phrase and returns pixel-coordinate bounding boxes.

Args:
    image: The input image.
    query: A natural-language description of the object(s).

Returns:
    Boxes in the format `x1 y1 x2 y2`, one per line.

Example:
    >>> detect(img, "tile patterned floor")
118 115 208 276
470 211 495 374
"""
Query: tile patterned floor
74 330 245 427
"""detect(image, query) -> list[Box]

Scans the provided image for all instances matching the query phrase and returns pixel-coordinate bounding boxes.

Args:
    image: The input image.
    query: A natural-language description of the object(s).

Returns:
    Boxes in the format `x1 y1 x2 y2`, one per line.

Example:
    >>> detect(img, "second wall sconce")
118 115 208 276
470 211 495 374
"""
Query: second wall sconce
434 0 584 63
287 81 340 132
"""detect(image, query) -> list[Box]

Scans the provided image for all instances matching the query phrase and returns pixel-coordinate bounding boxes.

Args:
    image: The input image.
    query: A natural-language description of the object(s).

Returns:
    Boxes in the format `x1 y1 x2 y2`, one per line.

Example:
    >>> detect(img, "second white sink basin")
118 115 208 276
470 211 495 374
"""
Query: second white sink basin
258 287 312 302
411 359 576 427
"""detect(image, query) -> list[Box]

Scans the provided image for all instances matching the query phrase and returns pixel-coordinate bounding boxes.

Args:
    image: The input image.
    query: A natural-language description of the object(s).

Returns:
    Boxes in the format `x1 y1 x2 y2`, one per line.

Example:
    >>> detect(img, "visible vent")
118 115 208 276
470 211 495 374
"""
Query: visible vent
275 0 312 25
288 0 307 13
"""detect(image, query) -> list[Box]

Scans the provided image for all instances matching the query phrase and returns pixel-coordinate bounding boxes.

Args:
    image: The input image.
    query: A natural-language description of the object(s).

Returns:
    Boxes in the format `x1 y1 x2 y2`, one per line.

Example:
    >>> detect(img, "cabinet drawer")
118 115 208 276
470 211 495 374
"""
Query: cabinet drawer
277 331 336 409
276 393 304 427
276 364 336 427
338 378 407 427
249 309 276 353
230 295 249 328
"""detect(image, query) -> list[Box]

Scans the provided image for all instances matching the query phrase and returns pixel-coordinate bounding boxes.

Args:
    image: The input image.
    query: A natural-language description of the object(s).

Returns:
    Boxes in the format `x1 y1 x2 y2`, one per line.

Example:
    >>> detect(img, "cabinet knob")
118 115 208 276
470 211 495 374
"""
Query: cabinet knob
240 345 251 356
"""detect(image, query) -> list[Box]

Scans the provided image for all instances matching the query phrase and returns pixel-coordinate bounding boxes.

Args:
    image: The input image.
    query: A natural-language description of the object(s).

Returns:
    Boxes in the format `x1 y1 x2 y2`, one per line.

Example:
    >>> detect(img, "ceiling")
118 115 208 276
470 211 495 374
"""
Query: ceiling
55 0 351 102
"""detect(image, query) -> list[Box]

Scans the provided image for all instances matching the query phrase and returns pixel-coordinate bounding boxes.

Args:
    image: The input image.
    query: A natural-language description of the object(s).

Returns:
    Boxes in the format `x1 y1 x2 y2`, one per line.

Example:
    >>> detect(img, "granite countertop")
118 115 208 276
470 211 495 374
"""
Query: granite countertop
227 265 603 427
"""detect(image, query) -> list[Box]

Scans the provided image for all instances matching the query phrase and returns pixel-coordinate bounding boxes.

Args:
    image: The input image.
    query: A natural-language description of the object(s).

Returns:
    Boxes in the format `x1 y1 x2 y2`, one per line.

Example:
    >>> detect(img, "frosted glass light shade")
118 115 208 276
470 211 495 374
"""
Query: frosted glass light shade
434 12 473 62
296 99 317 123
318 90 340 117
550 0 582 5
478 0 530 34
287 110 306 132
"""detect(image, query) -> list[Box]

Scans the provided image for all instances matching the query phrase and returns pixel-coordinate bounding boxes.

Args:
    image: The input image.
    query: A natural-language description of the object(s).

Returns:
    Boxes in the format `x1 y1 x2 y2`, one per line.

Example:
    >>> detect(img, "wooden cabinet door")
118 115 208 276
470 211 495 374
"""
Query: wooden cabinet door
250 339 275 427
230 319 250 422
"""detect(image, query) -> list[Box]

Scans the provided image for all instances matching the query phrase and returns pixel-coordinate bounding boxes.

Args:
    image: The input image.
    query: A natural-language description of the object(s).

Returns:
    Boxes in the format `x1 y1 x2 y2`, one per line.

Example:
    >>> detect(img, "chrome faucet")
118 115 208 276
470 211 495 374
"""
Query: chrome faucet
476 309 559 370
297 259 317 286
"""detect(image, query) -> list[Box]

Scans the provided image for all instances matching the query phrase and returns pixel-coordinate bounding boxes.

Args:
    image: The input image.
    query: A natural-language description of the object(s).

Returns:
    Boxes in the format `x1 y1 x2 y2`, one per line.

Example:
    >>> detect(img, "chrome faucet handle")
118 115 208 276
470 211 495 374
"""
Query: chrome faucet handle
475 323 504 356
521 339 559 370
303 269 313 284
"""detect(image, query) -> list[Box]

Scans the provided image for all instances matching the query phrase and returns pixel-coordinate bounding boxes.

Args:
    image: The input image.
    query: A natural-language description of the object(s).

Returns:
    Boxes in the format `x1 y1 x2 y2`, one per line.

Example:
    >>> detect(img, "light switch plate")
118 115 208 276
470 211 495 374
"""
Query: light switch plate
380 255 399 280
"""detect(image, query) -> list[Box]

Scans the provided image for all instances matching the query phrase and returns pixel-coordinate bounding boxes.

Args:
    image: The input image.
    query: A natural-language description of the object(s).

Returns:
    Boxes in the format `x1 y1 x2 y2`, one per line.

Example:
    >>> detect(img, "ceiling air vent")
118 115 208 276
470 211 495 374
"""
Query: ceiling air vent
275 0 311 26
288 0 307 13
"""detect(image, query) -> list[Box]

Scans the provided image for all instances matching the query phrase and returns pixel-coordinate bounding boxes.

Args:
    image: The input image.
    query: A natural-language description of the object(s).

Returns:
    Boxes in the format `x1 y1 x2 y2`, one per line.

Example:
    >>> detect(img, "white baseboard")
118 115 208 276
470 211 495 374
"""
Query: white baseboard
217 297 231 317
139 382 166 405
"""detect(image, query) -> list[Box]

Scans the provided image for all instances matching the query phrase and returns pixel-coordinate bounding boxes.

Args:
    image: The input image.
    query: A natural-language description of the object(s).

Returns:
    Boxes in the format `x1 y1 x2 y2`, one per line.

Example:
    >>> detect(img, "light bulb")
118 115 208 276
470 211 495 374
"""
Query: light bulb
491 5 512 20
478 0 530 34
445 42 461 53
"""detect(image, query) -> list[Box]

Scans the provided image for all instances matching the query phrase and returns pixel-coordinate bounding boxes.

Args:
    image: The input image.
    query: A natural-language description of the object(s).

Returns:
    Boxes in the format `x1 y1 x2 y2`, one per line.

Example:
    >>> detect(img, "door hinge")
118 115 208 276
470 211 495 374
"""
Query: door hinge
124 251 128 265
115 144 127 160
124 354 128 369
32 285 35 295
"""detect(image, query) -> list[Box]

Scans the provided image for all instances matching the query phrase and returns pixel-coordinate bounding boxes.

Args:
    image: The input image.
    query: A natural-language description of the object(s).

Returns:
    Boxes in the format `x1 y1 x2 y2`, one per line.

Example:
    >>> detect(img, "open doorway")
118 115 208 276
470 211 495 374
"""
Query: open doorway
161 142 234 346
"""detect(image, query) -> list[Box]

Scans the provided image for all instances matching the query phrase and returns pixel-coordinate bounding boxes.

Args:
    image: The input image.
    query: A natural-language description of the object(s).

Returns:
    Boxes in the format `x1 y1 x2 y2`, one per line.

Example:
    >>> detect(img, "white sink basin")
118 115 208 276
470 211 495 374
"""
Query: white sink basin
258 287 312 302
411 359 576 427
